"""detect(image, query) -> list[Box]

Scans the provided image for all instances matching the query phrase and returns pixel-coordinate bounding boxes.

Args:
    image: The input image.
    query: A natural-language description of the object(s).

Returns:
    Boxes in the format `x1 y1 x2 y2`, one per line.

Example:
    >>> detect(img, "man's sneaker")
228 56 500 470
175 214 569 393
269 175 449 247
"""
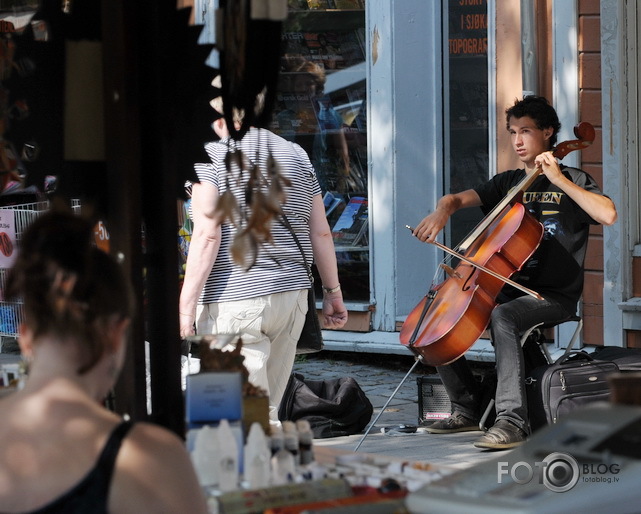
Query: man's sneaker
424 412 481 434
473 419 527 450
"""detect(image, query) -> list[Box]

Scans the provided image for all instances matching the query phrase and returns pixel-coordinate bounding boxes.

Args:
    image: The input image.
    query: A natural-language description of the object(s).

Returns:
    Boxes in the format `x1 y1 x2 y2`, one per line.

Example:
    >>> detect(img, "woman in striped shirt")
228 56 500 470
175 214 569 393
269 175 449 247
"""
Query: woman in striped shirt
179 109 348 428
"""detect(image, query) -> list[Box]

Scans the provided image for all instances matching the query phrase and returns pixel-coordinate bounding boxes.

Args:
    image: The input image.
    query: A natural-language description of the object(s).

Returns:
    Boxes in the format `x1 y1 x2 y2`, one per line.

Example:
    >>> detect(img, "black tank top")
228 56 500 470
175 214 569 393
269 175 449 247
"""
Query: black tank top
25 420 134 514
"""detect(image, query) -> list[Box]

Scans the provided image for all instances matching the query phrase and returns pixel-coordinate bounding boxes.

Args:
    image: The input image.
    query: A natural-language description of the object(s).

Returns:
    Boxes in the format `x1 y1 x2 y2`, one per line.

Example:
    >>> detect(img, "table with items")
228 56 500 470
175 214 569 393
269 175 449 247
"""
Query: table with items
183 335 457 513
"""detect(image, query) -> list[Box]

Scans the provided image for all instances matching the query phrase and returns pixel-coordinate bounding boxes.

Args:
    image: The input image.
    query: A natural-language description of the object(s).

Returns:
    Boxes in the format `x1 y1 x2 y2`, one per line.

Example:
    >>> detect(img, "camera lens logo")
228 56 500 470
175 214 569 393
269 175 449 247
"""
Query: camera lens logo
541 452 580 492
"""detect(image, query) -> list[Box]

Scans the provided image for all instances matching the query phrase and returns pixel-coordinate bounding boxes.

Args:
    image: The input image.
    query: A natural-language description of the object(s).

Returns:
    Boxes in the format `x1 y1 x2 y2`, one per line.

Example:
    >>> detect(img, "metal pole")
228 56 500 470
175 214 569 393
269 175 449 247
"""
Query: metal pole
520 0 538 97
354 355 424 452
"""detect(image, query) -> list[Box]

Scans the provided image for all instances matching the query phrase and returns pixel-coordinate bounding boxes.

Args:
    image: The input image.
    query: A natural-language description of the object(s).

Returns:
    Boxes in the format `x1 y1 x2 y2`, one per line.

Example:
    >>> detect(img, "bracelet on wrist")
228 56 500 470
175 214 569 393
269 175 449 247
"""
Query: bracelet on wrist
322 284 341 294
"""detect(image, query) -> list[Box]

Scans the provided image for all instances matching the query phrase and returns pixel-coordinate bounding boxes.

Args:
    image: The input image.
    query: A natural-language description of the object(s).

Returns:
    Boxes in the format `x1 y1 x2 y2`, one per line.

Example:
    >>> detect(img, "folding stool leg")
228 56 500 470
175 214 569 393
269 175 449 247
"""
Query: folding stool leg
555 318 583 362
479 399 494 431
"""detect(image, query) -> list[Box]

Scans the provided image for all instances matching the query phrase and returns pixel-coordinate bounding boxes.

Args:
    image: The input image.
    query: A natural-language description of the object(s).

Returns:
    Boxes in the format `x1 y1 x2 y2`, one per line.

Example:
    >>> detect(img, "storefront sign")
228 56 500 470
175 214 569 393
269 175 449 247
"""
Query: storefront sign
448 0 488 57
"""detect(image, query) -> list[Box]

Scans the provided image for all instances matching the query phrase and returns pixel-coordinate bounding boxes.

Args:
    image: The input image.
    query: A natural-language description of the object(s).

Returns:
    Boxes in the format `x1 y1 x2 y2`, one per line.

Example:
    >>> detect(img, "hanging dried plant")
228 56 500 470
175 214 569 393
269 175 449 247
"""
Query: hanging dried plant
214 139 291 270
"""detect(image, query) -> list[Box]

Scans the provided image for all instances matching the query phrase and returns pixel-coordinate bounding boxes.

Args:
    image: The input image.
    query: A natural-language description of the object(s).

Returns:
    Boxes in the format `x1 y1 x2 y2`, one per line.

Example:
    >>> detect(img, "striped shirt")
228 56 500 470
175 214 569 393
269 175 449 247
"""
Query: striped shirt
192 128 322 303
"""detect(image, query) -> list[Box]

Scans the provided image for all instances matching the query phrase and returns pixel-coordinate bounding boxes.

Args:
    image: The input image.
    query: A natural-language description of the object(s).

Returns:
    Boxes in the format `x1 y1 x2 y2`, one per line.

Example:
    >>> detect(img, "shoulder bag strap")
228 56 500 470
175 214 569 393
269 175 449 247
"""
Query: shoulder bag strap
279 213 313 286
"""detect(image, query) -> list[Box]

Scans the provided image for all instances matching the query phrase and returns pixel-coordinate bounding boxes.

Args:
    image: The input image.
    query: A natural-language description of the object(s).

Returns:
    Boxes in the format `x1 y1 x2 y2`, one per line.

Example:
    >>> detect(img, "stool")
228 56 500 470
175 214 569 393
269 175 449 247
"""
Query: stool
520 314 583 365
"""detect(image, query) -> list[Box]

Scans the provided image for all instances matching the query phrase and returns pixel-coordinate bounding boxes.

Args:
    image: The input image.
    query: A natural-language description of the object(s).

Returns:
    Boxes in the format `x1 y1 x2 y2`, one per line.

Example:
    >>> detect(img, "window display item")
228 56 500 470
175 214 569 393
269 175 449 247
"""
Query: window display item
331 196 367 246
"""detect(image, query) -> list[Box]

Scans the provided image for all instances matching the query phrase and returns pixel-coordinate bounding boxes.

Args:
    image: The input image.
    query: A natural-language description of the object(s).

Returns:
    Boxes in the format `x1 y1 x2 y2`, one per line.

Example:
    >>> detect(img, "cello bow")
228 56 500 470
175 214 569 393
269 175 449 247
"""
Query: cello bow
405 225 543 300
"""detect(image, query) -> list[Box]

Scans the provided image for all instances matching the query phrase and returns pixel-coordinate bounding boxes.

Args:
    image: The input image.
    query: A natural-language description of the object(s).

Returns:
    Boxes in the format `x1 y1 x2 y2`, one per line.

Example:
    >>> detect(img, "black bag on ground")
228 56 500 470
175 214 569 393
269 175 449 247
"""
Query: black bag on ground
278 372 373 438
525 351 620 431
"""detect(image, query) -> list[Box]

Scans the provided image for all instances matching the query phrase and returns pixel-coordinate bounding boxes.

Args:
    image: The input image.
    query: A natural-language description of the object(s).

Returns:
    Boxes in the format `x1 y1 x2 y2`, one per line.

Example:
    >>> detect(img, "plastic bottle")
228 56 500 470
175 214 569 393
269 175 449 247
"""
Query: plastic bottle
191 425 219 487
282 421 300 466
243 422 271 489
216 419 239 492
271 448 296 485
270 424 296 485
296 419 315 466
269 426 284 457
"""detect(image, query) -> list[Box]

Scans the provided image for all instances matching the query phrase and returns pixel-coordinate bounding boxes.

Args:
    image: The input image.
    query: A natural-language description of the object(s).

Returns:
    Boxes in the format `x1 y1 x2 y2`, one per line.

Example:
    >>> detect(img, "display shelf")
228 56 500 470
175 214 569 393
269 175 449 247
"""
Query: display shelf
334 246 368 252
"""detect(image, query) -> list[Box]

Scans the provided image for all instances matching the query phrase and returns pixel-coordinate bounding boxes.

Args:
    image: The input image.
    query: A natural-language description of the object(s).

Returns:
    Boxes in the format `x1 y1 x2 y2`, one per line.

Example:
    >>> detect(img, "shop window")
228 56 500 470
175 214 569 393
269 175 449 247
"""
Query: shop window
444 0 488 248
272 1 368 302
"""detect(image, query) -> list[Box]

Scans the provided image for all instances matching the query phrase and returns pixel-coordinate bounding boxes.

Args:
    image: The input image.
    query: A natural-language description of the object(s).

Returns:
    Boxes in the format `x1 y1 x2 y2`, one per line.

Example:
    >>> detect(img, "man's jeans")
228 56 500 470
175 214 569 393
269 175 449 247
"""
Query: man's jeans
436 294 571 433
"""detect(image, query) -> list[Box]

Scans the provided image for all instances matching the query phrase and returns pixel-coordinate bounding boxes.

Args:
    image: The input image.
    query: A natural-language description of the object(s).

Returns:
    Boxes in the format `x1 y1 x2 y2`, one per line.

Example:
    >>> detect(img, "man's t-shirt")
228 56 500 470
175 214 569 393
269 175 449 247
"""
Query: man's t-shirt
474 166 604 314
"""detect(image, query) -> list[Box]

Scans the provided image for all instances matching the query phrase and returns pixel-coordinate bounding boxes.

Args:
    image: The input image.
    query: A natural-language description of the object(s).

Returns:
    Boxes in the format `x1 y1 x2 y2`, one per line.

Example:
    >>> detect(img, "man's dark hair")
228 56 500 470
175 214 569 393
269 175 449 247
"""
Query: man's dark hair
505 95 562 146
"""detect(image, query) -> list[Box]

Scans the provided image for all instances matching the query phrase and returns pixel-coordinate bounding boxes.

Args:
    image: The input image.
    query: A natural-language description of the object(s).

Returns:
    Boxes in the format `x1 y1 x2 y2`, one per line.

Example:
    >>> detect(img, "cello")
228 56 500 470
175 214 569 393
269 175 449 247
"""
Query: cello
400 122 595 366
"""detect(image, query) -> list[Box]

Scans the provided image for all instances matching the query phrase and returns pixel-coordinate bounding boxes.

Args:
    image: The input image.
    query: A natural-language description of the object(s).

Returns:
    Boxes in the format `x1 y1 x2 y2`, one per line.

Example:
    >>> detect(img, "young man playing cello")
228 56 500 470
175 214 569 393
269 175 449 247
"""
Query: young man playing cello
412 96 617 449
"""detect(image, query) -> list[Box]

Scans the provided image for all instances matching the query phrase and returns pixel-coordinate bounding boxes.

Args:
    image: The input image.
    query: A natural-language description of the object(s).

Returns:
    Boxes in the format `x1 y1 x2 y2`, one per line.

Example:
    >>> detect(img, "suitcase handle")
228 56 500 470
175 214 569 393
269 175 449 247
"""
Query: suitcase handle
556 350 594 365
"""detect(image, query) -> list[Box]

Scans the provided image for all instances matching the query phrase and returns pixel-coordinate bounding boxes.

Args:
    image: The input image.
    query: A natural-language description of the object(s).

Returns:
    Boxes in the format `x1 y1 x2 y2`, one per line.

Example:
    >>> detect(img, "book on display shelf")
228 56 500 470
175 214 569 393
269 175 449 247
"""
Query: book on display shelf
323 191 345 217
331 196 367 246
270 92 319 135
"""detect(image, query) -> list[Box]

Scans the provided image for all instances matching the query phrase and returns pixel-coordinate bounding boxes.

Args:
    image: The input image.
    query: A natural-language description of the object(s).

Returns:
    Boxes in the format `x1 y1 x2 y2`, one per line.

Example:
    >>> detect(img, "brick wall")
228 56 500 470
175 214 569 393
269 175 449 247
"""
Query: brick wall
578 0 604 346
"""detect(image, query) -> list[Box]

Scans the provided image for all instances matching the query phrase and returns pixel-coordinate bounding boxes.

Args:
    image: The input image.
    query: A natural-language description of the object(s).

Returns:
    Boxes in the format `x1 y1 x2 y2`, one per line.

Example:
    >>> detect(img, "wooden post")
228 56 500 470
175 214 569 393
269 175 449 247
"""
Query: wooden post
101 0 185 437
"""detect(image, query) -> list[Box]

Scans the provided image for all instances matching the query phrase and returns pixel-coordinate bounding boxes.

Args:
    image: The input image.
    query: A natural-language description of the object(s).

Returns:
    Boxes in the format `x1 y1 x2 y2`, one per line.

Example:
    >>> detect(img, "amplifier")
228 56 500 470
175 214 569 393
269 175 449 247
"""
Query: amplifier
417 375 451 426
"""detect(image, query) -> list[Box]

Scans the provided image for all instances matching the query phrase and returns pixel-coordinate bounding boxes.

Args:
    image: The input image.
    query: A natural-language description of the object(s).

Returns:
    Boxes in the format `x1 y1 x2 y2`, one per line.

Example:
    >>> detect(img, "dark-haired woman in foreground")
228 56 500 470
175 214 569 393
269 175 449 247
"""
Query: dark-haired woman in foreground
0 209 207 513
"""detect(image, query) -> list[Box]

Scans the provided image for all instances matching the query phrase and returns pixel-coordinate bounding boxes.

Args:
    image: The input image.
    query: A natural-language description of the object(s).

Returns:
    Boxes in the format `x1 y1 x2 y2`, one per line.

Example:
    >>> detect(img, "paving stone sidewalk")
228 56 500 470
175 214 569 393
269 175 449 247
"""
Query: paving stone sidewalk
291 350 512 470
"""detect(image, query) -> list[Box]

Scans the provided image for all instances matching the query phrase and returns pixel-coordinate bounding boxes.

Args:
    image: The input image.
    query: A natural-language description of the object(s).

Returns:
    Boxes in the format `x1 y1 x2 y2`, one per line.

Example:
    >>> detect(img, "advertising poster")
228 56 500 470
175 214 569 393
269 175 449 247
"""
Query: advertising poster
0 210 17 268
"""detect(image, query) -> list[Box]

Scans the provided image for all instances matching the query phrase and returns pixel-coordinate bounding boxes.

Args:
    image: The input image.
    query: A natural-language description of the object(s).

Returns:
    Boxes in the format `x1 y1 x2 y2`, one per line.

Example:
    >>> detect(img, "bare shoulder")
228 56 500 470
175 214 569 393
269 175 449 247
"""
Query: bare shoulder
109 422 208 514
126 420 187 447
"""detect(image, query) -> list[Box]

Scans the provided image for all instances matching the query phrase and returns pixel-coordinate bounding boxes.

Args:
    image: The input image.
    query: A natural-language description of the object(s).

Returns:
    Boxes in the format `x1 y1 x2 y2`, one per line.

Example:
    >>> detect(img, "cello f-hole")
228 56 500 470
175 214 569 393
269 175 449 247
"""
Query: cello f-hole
462 266 475 292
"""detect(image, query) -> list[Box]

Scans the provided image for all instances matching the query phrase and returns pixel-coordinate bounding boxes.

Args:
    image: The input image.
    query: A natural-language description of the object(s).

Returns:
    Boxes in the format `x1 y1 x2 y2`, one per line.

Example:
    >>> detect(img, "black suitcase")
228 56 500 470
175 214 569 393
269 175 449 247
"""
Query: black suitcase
525 351 620 431
591 346 641 372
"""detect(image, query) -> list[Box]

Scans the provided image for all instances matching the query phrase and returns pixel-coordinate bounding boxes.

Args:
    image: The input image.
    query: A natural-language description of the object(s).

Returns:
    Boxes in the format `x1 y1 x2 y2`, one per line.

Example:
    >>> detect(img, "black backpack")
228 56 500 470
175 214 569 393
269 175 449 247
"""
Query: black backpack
278 373 373 438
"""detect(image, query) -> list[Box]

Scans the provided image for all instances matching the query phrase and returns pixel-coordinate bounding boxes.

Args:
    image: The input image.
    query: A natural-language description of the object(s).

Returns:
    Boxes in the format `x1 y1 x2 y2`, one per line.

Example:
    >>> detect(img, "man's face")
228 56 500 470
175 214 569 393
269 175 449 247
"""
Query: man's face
508 115 553 168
